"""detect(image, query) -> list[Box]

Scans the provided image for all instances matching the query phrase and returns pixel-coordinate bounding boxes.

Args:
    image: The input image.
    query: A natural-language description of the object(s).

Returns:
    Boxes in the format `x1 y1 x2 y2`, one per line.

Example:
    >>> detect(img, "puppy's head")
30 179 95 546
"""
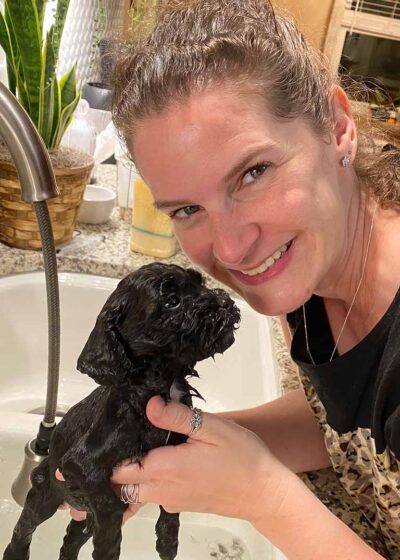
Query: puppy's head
77 263 240 387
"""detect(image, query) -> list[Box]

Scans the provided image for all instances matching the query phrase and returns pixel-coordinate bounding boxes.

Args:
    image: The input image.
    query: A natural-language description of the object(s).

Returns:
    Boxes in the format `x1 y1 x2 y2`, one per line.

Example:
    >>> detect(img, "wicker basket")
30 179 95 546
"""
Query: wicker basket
0 159 93 250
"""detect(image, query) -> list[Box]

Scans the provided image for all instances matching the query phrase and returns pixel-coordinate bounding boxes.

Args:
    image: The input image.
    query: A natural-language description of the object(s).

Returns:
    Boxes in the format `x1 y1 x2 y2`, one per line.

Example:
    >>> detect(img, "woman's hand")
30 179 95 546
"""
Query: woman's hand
54 472 142 524
112 395 292 524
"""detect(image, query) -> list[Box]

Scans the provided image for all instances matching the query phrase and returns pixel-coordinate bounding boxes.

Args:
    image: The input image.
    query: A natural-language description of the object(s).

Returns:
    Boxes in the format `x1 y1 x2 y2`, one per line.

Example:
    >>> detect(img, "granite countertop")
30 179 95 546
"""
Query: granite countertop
0 164 387 556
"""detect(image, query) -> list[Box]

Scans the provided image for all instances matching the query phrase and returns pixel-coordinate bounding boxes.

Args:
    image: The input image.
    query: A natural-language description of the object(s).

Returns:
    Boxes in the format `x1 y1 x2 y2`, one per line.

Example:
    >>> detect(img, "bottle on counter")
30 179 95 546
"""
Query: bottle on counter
131 176 177 258
61 99 97 156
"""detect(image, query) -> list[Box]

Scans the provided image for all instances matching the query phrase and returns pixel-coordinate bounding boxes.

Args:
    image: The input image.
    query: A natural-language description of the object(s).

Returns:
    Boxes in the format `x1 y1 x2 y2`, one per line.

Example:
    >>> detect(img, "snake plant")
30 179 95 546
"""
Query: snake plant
0 0 80 149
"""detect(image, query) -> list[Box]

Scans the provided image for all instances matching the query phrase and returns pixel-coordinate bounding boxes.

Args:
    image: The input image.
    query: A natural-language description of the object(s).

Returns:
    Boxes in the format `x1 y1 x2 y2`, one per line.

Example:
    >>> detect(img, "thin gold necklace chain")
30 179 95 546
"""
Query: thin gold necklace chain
303 205 377 365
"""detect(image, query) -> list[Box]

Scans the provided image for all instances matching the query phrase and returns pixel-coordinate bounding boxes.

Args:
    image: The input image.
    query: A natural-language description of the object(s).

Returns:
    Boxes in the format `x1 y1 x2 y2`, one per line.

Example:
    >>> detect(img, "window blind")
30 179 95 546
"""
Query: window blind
346 0 400 19
344 0 400 39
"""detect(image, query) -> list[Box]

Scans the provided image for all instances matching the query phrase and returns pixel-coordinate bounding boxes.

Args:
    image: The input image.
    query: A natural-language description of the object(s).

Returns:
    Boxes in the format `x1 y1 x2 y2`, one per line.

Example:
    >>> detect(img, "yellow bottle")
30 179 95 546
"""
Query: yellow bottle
131 177 177 258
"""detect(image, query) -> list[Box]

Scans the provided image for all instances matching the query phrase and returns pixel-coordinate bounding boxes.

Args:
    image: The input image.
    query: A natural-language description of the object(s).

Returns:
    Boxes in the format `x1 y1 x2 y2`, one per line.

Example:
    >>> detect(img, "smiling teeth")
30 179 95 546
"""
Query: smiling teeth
241 242 291 277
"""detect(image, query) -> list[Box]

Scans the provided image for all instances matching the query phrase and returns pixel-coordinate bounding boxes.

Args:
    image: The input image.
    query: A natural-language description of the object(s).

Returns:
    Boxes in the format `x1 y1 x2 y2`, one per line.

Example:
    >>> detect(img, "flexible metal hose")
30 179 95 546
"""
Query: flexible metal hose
34 201 60 428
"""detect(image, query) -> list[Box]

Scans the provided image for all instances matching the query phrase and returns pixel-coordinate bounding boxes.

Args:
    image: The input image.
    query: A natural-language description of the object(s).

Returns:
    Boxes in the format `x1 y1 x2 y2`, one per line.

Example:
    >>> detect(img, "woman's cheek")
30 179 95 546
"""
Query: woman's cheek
175 224 212 266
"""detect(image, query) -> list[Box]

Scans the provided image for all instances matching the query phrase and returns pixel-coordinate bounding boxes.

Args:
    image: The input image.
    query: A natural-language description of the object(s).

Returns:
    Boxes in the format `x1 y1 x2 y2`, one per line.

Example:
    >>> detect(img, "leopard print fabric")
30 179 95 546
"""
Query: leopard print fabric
300 369 400 558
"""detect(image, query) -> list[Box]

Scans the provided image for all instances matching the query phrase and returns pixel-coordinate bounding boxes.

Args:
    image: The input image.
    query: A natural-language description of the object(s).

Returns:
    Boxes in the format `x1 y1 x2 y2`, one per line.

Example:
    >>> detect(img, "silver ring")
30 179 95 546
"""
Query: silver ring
120 483 141 505
189 407 203 435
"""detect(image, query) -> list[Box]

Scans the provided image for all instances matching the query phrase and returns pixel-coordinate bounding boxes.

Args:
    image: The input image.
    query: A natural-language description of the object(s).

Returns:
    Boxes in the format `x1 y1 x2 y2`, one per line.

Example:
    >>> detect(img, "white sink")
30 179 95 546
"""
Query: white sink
0 271 286 560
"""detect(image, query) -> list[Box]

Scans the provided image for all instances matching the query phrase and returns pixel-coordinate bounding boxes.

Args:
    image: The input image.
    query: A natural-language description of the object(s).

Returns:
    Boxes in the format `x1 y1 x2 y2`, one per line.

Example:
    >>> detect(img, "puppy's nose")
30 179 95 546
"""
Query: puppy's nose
212 289 233 308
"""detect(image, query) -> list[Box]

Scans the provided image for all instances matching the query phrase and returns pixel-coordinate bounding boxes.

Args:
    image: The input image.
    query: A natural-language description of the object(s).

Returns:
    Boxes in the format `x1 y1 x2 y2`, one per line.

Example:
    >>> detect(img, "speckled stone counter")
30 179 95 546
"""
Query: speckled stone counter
0 164 388 556
0 165 194 279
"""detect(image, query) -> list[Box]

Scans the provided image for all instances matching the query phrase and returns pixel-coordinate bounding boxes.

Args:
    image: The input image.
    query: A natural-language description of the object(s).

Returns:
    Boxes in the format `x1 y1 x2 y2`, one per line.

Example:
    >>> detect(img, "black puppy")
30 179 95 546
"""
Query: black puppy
3 263 240 560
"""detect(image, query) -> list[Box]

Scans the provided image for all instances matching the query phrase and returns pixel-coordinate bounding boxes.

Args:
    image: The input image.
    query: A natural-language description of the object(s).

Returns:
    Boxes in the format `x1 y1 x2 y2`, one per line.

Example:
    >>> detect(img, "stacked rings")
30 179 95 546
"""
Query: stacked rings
120 483 141 505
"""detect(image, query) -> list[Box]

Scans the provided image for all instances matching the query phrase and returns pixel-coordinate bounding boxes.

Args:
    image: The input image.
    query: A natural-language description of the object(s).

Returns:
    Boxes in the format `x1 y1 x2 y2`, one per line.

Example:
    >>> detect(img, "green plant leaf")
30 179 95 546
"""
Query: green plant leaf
6 0 42 127
3 2 20 99
3 1 31 114
52 64 79 148
0 10 13 61
13 60 31 115
37 0 47 34
4 2 19 66
6 60 16 95
59 63 77 108
39 28 56 147
49 78 61 149
53 92 80 149
1 0 78 149
0 10 16 94
53 0 70 62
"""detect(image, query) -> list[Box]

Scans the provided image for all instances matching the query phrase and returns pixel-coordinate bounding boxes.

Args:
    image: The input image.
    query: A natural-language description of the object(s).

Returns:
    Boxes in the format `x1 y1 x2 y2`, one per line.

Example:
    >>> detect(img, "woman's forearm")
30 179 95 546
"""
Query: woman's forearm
218 388 331 473
252 470 384 560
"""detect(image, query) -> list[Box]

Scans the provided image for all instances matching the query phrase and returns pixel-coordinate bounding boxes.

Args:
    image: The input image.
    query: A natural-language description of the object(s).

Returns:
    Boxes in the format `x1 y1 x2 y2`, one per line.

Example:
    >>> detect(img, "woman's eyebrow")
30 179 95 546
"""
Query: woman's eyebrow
154 198 195 210
222 142 277 184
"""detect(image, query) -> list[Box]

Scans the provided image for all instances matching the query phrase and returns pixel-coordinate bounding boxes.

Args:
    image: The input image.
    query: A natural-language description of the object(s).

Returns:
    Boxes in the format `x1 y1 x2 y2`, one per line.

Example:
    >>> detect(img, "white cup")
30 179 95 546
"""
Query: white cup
78 185 116 225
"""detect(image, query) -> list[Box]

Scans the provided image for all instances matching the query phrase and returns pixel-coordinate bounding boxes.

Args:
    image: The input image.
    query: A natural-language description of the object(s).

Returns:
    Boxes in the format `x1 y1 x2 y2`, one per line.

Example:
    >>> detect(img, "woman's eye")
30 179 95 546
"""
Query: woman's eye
170 205 200 220
242 163 270 185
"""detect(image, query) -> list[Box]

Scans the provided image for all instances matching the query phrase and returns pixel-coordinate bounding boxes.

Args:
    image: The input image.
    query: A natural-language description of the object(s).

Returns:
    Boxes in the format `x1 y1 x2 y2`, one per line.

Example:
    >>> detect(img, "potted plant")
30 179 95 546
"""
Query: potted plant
0 0 94 250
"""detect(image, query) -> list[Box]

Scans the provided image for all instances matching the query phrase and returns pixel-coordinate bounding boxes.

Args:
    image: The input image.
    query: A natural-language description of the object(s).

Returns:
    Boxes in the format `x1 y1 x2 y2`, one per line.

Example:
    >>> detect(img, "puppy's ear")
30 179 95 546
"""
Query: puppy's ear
77 296 133 386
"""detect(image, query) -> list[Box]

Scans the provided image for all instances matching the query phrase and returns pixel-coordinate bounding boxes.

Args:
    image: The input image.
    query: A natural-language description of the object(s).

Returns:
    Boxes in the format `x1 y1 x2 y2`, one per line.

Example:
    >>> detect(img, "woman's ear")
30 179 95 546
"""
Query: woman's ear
330 85 358 163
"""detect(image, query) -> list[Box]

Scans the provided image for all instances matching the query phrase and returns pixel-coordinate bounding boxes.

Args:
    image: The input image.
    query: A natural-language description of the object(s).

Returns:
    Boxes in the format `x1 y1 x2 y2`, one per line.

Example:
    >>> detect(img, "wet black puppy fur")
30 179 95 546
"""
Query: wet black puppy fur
3 263 240 560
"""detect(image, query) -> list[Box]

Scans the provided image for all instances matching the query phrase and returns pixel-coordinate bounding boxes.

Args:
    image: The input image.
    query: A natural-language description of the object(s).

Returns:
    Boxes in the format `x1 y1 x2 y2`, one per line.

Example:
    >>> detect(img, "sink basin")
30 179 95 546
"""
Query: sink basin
0 271 286 560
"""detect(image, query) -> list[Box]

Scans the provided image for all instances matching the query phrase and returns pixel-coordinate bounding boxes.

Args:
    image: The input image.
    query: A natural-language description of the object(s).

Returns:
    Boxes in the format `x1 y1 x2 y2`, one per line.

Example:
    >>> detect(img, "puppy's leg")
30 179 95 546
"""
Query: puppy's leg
61 458 126 560
58 516 94 560
3 461 63 560
154 429 187 560
155 507 180 560
91 509 125 560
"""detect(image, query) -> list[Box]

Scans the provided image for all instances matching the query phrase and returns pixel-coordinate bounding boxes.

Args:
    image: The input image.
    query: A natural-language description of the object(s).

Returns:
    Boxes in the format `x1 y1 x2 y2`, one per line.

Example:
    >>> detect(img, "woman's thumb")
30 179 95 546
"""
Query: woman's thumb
146 396 209 441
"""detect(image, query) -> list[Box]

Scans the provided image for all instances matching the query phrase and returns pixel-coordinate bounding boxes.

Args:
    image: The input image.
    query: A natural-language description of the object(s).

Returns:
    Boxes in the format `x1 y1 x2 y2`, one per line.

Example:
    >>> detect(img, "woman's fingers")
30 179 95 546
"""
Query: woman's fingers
56 468 142 523
112 445 172 485
146 396 229 443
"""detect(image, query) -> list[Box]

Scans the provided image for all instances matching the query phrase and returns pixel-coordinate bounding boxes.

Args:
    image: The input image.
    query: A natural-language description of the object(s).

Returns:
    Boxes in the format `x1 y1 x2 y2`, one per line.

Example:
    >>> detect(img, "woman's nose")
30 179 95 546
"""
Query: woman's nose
210 213 259 267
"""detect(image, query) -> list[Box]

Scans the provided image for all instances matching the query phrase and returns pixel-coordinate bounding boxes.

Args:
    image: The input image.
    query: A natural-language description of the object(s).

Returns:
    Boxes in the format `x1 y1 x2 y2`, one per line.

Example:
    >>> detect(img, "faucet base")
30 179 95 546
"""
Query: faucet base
11 439 46 507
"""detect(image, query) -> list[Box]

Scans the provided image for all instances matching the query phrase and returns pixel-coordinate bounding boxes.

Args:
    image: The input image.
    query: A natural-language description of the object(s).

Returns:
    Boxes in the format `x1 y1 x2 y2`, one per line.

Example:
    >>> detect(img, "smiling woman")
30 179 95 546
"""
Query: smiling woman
101 1 400 559
123 85 353 318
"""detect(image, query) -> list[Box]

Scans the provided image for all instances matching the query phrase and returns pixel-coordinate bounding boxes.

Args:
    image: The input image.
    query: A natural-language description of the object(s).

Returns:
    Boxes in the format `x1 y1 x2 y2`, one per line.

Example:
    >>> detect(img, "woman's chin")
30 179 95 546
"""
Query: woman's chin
240 288 309 317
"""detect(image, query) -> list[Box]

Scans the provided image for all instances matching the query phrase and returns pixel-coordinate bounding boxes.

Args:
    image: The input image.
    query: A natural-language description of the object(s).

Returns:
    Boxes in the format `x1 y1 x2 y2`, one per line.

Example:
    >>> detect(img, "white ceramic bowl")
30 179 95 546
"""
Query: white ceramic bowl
77 185 116 225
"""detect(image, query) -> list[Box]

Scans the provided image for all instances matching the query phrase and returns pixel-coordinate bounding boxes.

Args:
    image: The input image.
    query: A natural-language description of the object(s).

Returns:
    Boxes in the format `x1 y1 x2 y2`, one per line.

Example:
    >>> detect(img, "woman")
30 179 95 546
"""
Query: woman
65 0 400 557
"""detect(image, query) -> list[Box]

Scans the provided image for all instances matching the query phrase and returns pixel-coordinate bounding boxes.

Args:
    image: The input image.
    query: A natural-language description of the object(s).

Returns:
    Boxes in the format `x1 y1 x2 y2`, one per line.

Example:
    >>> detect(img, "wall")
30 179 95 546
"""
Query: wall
120 1 335 52
275 0 335 50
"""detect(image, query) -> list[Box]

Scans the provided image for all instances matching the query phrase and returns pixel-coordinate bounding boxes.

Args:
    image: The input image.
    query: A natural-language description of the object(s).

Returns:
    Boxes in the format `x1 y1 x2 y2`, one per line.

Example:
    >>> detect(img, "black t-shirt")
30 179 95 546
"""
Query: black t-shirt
287 290 400 456
287 291 400 557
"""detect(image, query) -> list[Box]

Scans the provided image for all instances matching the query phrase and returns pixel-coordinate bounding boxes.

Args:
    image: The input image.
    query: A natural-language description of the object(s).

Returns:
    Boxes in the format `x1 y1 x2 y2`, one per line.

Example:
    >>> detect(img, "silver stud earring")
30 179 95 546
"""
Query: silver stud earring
341 154 351 167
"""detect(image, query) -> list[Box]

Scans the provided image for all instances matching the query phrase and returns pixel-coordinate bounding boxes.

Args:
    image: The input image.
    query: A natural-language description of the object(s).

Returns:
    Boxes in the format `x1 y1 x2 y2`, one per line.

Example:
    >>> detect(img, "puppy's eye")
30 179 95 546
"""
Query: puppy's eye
164 294 180 309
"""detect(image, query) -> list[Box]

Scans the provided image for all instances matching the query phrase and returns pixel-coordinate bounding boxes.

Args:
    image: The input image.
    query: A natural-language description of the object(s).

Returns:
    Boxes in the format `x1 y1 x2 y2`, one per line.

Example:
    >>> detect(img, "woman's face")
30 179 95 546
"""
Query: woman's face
132 87 356 316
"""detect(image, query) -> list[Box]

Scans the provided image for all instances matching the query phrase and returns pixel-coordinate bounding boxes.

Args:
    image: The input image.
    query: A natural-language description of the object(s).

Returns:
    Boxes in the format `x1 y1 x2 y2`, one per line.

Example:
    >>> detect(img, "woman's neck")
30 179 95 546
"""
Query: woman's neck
323 203 400 351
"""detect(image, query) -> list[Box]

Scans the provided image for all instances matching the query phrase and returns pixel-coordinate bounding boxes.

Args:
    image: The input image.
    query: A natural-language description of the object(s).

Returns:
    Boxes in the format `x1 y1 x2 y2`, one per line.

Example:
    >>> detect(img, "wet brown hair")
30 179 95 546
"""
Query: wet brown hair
112 0 400 208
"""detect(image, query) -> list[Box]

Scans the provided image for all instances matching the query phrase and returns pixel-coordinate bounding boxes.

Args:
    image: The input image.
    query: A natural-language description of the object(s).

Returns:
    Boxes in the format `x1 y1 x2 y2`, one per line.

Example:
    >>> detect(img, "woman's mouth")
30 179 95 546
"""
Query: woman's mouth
229 239 294 286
